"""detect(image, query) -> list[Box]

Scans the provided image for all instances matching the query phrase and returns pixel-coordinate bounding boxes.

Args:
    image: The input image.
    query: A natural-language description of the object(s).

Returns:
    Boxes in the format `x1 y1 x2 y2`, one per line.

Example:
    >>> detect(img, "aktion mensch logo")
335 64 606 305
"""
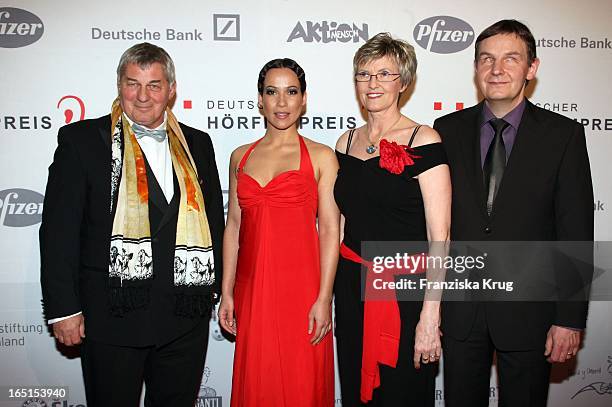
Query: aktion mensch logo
413 16 474 54
287 20 369 43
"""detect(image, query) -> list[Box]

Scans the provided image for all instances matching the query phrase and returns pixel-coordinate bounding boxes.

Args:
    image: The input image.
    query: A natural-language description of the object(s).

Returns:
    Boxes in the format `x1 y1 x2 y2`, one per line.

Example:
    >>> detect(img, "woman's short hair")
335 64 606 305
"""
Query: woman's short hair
353 32 417 87
257 58 306 95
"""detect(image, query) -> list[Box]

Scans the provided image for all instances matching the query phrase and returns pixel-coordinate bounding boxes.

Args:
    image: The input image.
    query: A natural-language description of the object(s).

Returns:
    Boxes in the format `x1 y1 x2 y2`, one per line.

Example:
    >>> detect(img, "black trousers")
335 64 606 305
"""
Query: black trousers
81 320 209 407
335 258 436 407
443 306 551 407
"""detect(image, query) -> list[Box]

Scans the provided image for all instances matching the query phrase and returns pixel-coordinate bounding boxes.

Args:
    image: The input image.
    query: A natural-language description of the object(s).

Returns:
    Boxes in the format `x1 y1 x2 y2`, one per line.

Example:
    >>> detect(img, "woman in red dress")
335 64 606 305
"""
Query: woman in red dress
219 58 339 406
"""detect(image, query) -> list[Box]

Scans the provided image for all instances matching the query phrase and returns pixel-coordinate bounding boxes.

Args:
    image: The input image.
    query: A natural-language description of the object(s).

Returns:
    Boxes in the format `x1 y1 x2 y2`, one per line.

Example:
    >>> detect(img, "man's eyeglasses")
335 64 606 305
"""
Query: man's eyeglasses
354 72 401 82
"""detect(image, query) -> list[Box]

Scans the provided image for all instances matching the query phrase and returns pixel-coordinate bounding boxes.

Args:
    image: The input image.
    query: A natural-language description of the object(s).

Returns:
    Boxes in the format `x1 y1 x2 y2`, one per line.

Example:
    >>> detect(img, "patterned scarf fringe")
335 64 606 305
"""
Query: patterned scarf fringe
108 280 152 317
174 290 216 318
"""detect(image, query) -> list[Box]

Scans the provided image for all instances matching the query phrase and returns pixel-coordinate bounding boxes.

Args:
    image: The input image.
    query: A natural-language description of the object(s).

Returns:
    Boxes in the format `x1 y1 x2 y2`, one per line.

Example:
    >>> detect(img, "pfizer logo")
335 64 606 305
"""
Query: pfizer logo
0 189 44 227
413 16 474 54
0 8 44 48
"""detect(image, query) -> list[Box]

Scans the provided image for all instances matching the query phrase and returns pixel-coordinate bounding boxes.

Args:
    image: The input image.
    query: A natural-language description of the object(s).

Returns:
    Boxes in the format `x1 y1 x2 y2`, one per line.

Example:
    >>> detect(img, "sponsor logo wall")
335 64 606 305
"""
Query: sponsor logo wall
413 16 475 54
0 189 44 228
1 0 610 406
287 21 369 43
0 7 44 48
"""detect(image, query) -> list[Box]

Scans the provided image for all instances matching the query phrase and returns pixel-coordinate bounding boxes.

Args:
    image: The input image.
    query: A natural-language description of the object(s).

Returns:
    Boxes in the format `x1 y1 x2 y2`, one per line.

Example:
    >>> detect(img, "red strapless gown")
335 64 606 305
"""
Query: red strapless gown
231 135 334 406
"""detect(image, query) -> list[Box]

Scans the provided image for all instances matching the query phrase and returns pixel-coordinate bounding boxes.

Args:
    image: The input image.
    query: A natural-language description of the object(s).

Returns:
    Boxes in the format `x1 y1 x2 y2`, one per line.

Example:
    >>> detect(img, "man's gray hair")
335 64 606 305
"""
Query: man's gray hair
116 42 176 85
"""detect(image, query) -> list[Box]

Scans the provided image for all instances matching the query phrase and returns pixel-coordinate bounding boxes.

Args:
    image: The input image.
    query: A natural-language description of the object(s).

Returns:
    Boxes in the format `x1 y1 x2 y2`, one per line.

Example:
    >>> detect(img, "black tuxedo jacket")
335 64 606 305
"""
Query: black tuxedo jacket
434 100 593 350
40 115 224 347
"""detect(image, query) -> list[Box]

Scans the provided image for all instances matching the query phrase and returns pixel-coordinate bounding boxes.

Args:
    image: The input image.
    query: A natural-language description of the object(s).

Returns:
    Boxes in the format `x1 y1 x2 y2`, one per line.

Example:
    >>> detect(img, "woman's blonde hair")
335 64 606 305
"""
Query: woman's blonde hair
353 32 417 87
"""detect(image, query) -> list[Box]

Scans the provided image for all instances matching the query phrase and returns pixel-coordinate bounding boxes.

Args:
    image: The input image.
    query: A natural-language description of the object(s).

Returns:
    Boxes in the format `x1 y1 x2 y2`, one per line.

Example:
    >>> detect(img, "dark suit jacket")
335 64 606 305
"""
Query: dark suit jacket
434 100 593 350
40 115 224 347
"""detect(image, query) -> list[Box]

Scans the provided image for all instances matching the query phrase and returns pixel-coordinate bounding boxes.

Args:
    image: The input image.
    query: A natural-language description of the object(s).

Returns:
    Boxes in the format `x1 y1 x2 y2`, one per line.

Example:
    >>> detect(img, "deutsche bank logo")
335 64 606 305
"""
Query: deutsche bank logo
213 14 240 41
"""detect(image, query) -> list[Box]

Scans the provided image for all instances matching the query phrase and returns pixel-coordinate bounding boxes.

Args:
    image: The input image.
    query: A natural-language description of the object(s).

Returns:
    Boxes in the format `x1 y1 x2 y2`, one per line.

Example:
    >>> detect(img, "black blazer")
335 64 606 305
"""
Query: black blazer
40 115 224 347
434 100 593 350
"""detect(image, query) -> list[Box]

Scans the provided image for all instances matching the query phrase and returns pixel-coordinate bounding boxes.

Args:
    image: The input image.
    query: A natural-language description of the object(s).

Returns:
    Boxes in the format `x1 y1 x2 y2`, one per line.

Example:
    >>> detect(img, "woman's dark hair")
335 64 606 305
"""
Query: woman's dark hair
257 58 306 95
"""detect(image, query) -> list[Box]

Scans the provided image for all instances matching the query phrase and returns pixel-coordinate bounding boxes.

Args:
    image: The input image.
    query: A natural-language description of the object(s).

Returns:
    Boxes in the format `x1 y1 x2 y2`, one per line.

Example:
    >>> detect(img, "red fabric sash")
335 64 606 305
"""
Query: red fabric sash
339 242 426 403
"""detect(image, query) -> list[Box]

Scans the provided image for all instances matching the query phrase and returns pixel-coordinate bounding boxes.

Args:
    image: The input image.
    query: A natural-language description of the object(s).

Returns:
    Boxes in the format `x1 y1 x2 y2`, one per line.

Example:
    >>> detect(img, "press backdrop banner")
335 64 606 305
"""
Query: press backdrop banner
1 0 611 406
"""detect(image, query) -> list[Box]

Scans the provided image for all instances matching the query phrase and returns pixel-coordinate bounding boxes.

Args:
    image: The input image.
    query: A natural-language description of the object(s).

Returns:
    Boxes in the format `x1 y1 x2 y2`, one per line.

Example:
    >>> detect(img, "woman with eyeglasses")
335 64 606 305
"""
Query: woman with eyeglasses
333 33 451 405
219 58 338 406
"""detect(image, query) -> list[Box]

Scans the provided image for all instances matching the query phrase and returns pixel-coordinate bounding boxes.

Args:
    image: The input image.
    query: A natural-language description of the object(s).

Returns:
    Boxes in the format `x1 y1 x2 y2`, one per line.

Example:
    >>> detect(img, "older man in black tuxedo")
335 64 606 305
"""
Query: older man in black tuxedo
40 43 224 407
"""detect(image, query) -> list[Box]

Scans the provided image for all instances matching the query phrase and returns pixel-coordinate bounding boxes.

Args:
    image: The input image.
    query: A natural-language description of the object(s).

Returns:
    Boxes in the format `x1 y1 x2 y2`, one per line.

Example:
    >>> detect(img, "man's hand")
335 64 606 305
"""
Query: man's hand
52 314 85 346
544 325 581 363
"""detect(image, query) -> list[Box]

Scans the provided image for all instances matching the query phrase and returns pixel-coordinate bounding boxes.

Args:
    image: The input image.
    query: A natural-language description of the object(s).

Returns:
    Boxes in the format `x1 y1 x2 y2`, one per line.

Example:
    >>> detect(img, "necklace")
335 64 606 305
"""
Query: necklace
365 115 403 154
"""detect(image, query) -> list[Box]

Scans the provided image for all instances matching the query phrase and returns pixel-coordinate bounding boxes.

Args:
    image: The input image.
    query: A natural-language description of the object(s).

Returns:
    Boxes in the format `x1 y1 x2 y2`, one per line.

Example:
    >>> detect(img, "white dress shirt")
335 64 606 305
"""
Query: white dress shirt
48 115 174 324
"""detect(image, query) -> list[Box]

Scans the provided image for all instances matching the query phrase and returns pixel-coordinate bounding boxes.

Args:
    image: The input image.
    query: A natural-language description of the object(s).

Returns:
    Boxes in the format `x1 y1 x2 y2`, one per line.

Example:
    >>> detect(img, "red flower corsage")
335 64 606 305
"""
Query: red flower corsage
378 139 421 174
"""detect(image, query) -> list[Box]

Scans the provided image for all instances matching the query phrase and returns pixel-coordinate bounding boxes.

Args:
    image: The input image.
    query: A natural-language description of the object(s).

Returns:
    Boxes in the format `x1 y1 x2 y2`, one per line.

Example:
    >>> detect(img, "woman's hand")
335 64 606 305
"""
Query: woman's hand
308 298 332 345
413 310 442 368
218 295 237 335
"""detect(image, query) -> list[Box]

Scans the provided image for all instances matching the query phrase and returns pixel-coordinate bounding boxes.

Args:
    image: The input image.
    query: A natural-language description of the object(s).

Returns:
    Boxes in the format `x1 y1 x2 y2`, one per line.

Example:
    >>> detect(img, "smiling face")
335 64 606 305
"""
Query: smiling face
258 67 306 131
475 33 539 113
118 62 176 128
355 55 407 114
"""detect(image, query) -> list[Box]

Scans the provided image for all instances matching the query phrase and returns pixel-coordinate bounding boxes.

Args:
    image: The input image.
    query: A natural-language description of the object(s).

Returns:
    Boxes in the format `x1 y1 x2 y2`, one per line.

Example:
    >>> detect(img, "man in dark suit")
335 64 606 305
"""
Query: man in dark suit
434 20 593 406
40 43 224 407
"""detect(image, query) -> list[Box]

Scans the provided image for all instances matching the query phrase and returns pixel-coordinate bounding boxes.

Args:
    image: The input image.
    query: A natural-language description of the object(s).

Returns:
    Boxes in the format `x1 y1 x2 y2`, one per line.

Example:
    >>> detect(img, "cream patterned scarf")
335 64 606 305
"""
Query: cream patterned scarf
108 98 215 316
